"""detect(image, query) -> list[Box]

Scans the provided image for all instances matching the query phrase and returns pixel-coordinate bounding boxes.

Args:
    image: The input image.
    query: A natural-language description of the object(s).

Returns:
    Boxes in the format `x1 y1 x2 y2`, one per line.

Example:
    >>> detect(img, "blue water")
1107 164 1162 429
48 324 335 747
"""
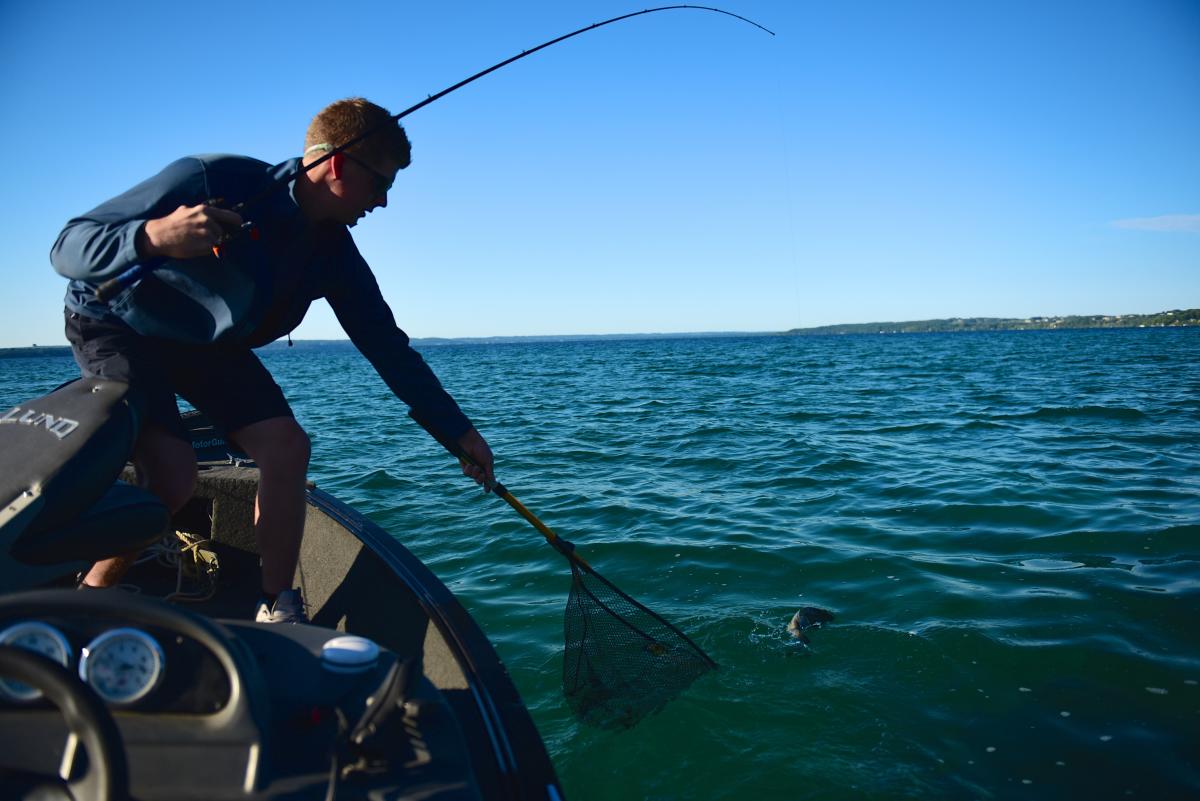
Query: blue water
3 329 1198 800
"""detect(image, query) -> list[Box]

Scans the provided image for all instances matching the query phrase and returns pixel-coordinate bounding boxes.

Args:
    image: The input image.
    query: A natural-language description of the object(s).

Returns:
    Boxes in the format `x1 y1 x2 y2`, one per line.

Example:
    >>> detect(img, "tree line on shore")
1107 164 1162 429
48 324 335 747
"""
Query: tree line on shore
786 309 1200 335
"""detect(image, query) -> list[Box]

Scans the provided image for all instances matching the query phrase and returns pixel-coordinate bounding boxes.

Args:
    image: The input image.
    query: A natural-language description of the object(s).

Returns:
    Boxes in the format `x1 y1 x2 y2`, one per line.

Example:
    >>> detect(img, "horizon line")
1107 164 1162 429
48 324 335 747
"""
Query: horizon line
3 308 1195 350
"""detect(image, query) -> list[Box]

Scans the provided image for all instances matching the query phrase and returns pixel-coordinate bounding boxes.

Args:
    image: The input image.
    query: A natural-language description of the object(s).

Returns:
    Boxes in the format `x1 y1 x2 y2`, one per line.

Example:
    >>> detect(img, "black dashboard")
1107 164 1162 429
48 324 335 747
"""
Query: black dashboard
0 588 443 801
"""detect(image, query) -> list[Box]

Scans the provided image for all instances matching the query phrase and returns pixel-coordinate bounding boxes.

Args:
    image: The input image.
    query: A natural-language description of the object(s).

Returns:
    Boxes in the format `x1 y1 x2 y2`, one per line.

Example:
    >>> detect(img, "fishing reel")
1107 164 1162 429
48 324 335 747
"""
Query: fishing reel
205 197 259 259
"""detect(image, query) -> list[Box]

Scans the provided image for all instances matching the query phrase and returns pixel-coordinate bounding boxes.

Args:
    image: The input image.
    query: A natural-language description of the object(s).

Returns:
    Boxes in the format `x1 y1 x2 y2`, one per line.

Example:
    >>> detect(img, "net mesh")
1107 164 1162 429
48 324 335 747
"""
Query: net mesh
562 557 716 729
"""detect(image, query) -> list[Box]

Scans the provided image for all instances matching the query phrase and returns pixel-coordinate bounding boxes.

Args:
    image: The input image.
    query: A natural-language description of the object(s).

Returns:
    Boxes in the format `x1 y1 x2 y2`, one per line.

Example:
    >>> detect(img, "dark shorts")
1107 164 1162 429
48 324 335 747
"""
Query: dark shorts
64 310 293 444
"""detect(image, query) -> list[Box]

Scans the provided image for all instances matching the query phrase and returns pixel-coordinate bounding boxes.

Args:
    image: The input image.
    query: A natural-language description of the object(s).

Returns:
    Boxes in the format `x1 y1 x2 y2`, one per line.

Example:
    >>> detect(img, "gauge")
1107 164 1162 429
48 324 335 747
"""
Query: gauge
0 621 73 702
79 628 165 705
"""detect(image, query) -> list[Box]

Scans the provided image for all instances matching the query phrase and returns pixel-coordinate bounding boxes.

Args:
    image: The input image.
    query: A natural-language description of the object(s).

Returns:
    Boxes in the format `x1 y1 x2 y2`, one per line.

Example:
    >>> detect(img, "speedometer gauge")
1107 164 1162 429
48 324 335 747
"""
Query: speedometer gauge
79 628 165 705
0 621 72 702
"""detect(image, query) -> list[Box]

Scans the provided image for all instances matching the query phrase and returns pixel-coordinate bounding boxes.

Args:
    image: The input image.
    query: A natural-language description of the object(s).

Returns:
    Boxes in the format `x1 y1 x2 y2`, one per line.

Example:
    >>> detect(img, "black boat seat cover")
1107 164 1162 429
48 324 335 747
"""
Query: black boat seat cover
10 481 168 565
0 379 141 549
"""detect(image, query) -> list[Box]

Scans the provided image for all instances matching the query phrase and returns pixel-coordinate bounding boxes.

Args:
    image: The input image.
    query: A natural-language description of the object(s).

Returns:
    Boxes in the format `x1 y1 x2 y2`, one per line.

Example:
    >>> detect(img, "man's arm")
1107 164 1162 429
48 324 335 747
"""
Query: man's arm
326 238 495 486
49 157 239 282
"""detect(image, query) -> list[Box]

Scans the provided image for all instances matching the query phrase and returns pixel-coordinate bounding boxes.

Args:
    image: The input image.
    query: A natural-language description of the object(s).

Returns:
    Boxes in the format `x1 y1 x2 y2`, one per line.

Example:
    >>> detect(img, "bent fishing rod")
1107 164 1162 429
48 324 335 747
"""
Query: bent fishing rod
94 5 772 302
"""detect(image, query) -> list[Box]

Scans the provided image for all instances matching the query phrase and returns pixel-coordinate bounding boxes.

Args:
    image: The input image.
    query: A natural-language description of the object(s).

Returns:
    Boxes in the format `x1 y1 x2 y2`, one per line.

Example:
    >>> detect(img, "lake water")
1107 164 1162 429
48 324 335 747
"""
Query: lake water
3 328 1198 800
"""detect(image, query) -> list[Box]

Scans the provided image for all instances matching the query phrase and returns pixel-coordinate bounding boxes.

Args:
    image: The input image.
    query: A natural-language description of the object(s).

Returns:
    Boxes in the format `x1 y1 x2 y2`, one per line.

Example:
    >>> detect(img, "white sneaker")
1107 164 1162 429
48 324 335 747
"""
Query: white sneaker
254 588 308 624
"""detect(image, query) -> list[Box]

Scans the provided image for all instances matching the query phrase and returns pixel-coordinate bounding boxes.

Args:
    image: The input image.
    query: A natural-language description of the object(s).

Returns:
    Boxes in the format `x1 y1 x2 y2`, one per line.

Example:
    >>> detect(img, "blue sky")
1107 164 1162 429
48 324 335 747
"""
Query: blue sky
0 0 1196 347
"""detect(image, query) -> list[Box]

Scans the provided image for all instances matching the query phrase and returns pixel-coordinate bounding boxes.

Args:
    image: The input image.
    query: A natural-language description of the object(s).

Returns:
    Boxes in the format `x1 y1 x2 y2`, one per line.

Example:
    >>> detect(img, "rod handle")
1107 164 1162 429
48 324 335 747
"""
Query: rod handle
94 265 146 301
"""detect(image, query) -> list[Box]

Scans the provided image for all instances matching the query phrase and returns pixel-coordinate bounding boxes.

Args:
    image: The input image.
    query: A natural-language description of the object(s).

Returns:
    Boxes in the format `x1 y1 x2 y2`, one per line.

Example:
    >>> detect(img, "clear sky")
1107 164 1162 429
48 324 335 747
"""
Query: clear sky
1 0 1197 347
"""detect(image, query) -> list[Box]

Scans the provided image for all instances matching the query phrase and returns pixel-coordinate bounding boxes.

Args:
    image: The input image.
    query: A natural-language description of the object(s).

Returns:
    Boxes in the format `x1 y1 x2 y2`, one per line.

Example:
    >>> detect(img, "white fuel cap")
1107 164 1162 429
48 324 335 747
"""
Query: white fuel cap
321 635 381 674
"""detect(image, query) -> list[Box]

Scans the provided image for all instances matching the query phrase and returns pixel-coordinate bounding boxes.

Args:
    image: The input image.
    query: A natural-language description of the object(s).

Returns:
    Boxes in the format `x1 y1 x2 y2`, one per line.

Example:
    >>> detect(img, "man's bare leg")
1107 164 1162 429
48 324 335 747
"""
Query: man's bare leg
81 423 197 588
228 417 311 597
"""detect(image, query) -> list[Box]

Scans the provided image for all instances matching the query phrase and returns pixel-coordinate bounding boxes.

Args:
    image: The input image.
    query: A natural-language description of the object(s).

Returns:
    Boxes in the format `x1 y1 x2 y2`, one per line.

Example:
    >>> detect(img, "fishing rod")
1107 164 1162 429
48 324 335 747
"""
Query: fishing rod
94 5 773 302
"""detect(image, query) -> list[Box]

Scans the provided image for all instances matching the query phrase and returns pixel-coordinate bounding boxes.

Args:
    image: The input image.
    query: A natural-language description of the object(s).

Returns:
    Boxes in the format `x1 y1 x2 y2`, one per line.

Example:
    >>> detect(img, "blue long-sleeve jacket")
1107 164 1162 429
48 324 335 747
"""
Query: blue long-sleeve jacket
51 154 473 439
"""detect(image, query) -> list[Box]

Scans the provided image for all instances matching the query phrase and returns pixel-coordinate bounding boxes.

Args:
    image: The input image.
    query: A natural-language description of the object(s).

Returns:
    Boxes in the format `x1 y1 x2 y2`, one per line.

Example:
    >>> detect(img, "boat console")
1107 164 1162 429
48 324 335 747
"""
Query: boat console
0 588 477 800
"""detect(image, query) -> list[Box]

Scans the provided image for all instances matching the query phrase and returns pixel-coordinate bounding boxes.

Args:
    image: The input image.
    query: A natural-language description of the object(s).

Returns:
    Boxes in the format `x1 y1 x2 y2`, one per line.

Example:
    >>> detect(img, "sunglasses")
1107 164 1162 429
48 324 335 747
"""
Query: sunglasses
342 152 395 196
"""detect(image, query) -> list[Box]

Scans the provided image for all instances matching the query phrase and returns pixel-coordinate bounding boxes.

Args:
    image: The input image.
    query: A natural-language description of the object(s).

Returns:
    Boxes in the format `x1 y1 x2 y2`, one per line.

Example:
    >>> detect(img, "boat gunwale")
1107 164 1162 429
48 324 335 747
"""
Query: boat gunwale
304 485 561 801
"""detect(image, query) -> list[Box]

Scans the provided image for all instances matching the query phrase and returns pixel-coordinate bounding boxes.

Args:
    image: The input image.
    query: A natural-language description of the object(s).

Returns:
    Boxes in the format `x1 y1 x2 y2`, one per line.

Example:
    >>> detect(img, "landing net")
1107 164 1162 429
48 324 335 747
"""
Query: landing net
562 555 717 729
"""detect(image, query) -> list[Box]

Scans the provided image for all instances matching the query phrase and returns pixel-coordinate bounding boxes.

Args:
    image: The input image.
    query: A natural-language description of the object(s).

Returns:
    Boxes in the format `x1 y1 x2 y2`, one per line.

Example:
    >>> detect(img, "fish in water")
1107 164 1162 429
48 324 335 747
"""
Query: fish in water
787 606 834 644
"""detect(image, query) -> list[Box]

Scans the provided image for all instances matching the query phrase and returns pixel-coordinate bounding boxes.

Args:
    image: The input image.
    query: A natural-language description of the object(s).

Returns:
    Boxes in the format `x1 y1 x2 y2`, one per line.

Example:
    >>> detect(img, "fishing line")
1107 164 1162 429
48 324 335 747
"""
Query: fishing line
94 5 773 301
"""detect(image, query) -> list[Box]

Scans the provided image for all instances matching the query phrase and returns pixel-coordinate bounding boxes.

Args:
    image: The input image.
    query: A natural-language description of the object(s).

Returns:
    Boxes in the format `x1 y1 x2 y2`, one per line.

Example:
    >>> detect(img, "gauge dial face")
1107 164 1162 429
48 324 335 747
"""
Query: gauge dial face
79 628 165 705
0 621 72 702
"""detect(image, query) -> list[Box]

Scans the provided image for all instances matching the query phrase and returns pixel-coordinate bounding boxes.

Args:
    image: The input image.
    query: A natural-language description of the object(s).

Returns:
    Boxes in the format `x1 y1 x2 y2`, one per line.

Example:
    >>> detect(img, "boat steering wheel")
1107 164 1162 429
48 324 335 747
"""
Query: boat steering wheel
0 645 128 801
0 589 270 800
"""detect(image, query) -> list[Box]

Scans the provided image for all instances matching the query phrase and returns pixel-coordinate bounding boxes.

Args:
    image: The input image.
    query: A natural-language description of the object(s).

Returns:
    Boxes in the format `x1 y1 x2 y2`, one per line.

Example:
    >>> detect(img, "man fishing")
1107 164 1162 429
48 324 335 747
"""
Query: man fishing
50 98 494 622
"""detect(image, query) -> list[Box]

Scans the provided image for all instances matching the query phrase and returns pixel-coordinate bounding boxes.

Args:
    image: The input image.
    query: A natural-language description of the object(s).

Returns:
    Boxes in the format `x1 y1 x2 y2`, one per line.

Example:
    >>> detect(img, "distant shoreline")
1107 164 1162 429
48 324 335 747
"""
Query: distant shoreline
3 309 1195 356
784 308 1199 336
